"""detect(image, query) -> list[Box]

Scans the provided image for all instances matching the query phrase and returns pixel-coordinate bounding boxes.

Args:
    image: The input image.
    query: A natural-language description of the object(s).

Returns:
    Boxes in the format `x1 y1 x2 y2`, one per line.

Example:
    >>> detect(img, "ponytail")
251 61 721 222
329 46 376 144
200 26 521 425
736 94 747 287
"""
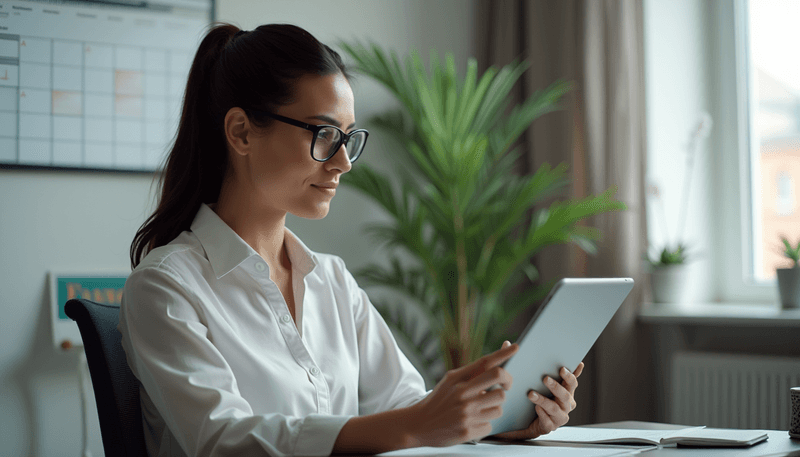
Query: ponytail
130 23 235 268
130 22 349 269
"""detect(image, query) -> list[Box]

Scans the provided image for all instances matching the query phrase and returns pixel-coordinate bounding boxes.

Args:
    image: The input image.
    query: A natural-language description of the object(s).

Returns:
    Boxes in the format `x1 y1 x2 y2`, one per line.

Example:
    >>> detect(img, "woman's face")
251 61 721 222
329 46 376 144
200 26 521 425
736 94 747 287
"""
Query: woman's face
235 72 356 220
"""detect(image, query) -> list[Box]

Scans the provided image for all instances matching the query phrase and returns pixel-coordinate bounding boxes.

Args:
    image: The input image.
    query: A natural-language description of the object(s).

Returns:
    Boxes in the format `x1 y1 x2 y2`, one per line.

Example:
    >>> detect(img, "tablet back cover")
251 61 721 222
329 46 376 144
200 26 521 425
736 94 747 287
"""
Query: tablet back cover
489 277 634 435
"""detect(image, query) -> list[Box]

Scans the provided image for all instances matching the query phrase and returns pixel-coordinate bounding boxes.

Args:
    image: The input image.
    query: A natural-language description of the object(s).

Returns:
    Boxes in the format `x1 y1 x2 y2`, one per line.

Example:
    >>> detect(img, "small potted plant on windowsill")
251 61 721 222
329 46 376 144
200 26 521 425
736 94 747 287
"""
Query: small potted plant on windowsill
647 244 691 304
777 236 800 309
646 113 712 305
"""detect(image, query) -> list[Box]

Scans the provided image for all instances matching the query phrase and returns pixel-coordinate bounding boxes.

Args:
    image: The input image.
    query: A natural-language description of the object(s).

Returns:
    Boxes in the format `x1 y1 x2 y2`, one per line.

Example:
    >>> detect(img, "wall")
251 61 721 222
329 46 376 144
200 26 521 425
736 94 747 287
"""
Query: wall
0 1 476 455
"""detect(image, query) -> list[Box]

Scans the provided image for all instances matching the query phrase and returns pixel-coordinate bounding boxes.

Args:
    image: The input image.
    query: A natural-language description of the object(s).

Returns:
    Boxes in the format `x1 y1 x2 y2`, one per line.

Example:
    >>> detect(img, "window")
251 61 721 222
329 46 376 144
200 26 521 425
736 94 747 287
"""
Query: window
714 0 800 302
745 0 800 282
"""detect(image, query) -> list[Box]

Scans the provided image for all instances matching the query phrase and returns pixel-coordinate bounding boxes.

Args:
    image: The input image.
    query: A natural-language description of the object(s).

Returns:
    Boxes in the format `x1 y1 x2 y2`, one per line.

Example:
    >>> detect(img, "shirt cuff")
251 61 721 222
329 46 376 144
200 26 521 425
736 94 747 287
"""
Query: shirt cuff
294 414 353 457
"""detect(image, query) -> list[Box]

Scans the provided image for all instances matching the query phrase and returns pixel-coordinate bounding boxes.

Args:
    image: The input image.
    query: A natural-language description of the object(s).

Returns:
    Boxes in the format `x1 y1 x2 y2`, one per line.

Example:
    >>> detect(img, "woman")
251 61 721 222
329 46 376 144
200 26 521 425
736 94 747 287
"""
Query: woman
121 22 583 457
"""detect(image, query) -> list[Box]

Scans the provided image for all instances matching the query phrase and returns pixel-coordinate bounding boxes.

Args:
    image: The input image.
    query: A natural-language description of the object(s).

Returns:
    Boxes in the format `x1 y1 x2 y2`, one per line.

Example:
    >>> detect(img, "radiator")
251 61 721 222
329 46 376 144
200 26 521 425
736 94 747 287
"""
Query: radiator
671 351 800 430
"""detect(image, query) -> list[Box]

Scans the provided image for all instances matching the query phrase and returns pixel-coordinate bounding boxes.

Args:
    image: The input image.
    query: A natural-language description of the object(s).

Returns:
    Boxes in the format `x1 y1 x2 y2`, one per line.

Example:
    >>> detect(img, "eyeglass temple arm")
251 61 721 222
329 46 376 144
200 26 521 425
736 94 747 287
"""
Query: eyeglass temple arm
246 109 318 131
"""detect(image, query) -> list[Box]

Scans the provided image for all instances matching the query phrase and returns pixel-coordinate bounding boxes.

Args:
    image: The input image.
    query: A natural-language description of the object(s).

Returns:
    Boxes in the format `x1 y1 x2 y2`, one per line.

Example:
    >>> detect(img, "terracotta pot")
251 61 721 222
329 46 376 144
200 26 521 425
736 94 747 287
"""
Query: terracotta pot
776 267 800 309
650 264 689 304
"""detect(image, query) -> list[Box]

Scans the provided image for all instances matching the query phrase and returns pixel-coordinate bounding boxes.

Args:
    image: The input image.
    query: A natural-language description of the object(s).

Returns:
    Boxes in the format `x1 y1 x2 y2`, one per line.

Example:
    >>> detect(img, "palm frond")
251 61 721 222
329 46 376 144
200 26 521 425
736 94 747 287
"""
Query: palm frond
339 42 627 370
471 60 529 132
491 80 573 158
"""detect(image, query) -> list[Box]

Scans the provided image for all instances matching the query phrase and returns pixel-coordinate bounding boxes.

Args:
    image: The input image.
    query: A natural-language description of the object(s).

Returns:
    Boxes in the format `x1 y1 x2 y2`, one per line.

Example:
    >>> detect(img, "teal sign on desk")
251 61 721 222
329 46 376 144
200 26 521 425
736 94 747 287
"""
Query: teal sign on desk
56 276 128 320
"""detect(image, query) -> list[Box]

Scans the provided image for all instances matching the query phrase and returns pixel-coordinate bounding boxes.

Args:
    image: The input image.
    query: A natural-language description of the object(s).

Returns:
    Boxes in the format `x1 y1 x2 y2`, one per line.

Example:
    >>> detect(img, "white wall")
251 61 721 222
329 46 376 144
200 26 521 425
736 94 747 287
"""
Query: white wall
0 172 154 456
644 0 715 302
0 1 476 455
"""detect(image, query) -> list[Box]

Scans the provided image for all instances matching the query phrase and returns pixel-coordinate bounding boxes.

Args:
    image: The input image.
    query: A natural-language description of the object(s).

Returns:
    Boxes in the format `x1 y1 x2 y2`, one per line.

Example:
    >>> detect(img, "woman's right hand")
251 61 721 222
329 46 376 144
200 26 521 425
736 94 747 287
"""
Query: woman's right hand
404 342 519 447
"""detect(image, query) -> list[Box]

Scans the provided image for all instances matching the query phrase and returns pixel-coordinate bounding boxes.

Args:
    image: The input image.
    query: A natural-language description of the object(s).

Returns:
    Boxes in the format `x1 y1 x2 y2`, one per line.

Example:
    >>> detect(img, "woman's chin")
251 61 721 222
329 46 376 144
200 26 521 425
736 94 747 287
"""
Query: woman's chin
292 203 330 220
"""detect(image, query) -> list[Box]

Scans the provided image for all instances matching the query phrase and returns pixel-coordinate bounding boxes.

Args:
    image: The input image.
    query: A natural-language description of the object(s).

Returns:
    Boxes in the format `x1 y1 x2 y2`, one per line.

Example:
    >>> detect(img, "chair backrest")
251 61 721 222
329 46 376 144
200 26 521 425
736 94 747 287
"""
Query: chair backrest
65 298 147 456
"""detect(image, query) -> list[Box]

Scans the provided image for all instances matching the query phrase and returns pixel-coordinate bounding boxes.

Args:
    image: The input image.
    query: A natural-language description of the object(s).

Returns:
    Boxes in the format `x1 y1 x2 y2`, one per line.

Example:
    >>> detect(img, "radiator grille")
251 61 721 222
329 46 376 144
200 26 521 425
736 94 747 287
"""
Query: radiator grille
671 351 800 430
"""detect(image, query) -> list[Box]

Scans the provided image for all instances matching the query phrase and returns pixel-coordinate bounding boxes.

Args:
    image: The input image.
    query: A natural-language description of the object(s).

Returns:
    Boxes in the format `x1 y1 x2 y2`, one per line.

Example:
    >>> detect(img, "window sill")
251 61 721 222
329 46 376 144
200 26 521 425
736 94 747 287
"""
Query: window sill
638 302 800 327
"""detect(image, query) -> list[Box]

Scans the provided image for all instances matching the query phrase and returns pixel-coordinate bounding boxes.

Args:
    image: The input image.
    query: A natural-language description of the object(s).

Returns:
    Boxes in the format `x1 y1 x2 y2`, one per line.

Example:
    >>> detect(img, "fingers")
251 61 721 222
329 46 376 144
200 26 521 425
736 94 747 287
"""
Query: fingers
452 343 518 382
472 386 507 409
534 404 557 434
491 427 529 441
462 365 513 397
573 362 585 378
477 342 518 370
560 366 579 395
489 398 560 441
541 376 576 413
478 404 504 421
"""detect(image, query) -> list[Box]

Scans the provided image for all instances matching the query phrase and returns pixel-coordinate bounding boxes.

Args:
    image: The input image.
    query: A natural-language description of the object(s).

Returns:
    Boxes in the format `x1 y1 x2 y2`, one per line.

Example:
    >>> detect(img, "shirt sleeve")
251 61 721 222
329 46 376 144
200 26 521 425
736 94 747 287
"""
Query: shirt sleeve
335 257 431 415
119 266 351 457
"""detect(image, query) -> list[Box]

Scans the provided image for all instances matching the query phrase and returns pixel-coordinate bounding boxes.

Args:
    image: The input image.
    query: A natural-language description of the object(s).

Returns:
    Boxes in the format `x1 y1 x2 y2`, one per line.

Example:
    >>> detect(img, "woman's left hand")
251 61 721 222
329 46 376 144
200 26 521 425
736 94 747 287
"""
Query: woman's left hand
490 341 584 440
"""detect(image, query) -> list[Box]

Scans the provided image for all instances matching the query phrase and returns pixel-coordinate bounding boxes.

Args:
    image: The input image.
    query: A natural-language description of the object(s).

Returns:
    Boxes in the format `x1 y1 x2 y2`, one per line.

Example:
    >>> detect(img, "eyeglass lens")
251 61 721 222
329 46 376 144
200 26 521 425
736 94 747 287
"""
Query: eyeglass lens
312 127 366 162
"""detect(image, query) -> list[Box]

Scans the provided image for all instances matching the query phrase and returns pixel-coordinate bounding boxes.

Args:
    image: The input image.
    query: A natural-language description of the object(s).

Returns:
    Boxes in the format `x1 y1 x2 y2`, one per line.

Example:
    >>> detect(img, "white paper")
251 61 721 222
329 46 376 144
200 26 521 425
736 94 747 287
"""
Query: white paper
660 427 768 445
378 442 641 456
530 426 705 445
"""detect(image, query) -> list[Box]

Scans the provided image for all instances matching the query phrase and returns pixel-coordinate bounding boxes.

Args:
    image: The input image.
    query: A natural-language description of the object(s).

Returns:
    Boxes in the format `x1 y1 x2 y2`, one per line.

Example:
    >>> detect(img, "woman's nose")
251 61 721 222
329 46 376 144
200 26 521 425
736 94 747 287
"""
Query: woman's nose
326 143 353 173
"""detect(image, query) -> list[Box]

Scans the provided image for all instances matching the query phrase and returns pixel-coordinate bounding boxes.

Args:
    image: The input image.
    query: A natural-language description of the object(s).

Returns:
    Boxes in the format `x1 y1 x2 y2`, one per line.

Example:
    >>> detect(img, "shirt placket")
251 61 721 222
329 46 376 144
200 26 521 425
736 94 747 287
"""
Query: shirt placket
252 258 332 414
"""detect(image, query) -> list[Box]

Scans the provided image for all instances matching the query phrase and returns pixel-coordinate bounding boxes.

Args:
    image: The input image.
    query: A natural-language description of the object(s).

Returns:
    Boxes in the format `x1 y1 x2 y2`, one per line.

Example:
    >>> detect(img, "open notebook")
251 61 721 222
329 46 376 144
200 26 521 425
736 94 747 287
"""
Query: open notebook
532 426 769 447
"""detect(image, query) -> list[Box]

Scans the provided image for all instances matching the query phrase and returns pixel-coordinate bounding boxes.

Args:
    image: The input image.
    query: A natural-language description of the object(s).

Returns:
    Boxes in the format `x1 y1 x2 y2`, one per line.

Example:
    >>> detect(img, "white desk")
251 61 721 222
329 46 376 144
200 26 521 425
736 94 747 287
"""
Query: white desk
355 421 800 456
573 421 800 455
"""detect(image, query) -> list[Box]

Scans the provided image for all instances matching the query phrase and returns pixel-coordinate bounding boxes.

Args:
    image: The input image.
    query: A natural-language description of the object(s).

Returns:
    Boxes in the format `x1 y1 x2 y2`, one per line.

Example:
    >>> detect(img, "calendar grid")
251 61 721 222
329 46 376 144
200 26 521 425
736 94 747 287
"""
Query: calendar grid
81 38 85 166
49 37 53 165
0 0 209 172
111 43 116 168
4 35 196 171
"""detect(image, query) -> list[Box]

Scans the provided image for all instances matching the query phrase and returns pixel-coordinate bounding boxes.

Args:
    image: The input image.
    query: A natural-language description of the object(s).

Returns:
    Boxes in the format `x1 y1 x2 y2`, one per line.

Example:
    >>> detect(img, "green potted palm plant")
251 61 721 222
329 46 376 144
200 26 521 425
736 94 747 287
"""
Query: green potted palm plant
339 42 626 379
777 236 800 309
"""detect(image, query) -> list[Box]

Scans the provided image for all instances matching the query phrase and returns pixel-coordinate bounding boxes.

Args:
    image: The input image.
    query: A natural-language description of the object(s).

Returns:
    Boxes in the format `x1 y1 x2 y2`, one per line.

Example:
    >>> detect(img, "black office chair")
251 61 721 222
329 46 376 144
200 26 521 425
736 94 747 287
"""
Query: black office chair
65 298 147 456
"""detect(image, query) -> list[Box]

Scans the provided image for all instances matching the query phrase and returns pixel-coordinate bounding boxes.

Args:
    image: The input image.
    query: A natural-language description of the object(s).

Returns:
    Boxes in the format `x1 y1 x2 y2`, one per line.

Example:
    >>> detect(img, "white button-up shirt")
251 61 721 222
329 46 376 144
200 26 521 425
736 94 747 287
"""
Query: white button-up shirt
119 203 428 457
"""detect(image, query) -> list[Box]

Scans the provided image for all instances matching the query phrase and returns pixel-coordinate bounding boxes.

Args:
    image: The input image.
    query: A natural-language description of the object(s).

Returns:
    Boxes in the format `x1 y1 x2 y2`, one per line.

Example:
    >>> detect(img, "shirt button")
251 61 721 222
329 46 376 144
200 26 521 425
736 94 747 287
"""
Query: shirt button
255 262 266 272
310 367 320 376
281 314 291 323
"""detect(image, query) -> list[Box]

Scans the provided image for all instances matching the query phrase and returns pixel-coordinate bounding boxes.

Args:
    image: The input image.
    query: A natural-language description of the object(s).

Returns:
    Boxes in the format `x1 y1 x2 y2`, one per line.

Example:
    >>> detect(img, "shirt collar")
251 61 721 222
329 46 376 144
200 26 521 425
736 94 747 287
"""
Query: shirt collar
190 203 318 279
282 227 319 277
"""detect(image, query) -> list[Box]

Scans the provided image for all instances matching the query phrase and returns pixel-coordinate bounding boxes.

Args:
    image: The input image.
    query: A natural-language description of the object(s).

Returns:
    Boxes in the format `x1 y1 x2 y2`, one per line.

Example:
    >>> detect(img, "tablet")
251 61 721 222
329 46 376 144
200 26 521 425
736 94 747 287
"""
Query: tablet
489 277 634 435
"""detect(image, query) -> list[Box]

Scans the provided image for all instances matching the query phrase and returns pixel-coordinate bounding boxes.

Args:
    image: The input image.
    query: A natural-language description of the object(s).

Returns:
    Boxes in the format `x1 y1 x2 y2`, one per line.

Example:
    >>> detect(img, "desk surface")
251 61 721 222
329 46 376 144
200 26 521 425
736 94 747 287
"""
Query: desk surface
360 421 800 456
574 421 800 455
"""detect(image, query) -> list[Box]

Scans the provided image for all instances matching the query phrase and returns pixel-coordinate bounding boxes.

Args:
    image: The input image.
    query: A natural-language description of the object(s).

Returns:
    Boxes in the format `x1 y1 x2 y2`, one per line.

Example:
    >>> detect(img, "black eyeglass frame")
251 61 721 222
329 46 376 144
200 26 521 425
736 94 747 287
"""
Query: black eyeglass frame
245 109 369 163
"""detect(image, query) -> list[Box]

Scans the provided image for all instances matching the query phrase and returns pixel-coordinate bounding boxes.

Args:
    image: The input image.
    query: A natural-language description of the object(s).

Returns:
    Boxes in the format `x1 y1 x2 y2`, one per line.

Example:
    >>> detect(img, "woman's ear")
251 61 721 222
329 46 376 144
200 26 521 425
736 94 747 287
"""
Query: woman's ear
224 107 251 156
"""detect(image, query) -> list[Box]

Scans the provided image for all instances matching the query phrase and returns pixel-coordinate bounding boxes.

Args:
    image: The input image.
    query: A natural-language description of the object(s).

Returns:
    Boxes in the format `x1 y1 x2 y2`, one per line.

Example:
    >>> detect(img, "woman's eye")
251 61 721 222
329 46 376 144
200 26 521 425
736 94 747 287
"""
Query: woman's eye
318 129 336 143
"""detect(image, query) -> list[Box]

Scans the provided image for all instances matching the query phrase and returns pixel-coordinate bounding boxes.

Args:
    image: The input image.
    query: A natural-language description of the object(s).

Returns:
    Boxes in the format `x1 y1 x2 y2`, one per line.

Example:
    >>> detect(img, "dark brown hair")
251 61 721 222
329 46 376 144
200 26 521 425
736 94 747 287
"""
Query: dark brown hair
130 23 349 269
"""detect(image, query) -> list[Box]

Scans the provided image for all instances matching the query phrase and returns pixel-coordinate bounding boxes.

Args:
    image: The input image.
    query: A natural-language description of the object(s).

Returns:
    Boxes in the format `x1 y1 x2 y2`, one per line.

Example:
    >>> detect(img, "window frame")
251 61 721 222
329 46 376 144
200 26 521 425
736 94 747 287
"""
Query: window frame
713 0 778 303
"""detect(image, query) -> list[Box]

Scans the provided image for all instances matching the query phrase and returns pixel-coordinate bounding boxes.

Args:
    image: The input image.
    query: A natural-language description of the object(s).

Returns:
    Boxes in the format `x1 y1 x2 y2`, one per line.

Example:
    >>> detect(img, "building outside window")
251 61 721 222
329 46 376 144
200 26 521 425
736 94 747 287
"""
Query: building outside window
747 0 800 281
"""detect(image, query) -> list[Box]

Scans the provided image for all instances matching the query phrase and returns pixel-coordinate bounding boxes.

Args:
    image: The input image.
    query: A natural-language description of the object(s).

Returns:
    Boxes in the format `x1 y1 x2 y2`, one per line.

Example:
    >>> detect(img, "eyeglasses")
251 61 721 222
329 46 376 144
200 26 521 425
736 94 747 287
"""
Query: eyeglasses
245 109 368 163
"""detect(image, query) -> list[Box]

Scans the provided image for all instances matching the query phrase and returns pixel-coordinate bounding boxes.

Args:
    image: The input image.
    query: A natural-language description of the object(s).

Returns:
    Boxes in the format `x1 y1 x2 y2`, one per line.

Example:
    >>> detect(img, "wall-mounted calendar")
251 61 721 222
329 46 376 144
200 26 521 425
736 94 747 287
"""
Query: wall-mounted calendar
0 0 212 172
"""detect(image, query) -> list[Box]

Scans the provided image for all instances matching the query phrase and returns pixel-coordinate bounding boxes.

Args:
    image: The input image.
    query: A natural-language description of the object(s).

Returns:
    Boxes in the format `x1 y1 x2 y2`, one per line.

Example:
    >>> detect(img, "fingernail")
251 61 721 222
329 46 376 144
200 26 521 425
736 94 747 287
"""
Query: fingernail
503 341 510 348
530 391 539 400
562 367 571 375
546 377 555 386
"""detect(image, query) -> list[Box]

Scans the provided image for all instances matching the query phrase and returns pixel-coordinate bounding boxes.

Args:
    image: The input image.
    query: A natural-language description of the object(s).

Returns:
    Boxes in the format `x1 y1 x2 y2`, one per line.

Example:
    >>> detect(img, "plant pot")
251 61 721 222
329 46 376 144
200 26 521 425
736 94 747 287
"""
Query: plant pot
776 267 800 309
650 264 689 304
